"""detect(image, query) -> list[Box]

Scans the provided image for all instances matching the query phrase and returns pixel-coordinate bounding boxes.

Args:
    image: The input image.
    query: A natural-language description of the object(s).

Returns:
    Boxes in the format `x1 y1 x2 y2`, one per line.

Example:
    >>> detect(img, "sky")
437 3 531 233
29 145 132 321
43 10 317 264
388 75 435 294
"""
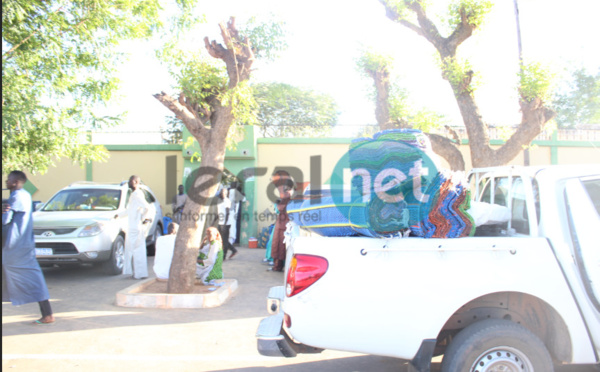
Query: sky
101 0 600 142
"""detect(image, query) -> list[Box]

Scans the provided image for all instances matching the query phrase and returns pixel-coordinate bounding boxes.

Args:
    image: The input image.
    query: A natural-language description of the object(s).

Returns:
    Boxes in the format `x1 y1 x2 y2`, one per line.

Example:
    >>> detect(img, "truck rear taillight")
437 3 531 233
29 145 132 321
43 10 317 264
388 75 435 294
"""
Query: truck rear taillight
286 254 328 297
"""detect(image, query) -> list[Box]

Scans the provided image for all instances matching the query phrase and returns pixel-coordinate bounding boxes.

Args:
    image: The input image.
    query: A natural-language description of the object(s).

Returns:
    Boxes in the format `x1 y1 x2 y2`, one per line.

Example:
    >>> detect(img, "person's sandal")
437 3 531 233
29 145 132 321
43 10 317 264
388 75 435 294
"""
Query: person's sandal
32 318 55 325
229 252 238 259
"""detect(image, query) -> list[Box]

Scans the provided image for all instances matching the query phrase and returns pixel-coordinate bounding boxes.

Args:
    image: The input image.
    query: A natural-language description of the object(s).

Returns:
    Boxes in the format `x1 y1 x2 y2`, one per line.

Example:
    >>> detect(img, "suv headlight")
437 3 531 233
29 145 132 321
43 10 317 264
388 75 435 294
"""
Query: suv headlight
79 222 105 237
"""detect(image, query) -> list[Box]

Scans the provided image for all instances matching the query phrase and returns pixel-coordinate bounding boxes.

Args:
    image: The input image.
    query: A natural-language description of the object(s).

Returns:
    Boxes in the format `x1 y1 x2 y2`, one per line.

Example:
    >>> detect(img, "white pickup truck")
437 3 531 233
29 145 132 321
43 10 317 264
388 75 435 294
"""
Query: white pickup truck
256 165 600 372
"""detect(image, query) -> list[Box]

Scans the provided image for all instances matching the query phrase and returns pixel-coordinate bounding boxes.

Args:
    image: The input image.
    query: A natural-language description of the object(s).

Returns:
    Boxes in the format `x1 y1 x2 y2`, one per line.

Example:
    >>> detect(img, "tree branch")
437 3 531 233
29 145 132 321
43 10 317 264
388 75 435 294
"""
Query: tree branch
153 91 209 141
444 125 461 144
178 94 202 121
446 8 475 53
203 17 254 89
427 133 465 171
220 20 240 88
493 98 556 164
398 19 425 36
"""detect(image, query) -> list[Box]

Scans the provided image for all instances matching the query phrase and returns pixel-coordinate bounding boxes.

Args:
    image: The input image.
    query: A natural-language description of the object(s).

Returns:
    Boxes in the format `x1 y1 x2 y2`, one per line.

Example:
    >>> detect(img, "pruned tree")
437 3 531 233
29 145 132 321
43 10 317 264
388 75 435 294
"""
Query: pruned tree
154 17 285 293
379 0 556 167
357 49 465 170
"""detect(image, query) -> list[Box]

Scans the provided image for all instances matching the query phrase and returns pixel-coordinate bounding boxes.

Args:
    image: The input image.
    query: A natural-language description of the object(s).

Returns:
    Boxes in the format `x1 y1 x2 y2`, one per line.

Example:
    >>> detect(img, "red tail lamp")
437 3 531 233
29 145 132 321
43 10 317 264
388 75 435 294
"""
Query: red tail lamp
286 254 329 297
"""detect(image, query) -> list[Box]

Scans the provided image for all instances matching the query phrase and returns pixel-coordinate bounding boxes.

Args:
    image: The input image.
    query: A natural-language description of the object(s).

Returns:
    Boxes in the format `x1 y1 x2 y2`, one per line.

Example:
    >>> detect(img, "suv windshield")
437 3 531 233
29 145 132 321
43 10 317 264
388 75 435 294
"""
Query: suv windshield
42 188 122 211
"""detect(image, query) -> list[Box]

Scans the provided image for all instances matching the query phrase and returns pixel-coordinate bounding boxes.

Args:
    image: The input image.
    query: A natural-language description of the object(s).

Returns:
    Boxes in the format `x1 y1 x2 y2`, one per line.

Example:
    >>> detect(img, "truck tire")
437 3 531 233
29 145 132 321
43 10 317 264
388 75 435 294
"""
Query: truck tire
441 319 553 372
103 235 125 275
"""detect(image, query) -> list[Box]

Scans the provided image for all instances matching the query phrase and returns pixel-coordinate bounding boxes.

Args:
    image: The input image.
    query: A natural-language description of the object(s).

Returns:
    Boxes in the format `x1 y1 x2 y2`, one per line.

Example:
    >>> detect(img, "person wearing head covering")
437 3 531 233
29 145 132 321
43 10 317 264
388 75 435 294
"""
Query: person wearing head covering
269 171 293 272
196 227 224 284
152 222 178 280
2 170 55 325
115 175 152 279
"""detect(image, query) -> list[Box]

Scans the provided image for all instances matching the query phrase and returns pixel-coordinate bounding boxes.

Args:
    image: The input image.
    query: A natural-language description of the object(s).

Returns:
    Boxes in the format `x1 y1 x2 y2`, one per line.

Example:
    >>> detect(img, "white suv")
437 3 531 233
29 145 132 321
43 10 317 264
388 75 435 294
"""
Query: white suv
33 181 163 275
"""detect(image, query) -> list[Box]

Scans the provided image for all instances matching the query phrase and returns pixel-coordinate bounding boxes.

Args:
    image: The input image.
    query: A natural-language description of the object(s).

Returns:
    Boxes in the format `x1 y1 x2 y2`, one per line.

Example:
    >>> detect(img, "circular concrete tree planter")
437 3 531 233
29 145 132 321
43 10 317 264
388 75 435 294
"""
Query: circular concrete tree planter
115 278 238 309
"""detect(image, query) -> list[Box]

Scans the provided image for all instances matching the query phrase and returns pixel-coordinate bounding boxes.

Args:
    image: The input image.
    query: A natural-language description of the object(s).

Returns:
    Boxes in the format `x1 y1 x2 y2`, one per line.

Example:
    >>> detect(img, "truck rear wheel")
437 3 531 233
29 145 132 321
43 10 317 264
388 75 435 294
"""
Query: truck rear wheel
441 319 553 372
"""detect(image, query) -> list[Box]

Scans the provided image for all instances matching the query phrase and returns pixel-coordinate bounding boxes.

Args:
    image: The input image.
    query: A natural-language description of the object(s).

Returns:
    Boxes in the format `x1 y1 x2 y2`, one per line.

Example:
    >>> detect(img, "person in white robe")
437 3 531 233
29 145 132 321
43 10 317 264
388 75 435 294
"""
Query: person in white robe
152 222 178 280
116 175 152 279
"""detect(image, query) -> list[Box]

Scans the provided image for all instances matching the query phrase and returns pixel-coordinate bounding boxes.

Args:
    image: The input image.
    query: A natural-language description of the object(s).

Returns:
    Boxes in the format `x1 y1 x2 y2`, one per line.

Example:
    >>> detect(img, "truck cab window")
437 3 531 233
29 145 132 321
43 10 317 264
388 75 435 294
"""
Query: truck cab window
510 177 529 234
480 177 510 207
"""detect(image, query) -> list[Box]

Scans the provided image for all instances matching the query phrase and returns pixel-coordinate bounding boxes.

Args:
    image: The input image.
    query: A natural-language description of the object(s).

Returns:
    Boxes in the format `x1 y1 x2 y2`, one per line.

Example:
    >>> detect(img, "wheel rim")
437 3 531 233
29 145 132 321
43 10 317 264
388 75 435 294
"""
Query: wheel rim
114 239 125 270
470 346 534 372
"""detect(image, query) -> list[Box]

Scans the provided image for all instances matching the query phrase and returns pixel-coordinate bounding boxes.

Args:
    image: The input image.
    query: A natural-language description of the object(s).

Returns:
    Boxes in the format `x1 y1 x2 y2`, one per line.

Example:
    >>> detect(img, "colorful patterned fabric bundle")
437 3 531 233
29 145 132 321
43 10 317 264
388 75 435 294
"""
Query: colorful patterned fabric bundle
349 129 432 196
286 129 475 239
410 170 475 238
349 129 435 236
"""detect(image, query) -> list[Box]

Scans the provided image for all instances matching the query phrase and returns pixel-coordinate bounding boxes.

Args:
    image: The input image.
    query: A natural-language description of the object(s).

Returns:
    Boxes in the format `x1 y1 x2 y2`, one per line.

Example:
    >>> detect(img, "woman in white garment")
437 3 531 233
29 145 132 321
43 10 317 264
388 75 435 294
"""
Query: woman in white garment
116 175 152 279
152 222 178 281
196 227 224 284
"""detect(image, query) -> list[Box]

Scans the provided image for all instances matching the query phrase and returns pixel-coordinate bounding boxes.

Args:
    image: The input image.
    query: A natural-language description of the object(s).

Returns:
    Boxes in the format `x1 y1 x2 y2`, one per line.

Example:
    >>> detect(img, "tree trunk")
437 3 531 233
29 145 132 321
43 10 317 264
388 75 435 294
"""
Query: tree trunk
167 107 232 294
166 155 221 293
454 93 495 168
167 190 209 293
369 69 393 130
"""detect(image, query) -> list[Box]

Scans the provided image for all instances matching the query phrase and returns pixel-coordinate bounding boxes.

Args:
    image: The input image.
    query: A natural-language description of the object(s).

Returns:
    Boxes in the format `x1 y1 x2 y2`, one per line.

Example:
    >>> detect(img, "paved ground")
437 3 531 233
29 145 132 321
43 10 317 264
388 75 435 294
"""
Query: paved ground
2 246 418 372
2 246 598 372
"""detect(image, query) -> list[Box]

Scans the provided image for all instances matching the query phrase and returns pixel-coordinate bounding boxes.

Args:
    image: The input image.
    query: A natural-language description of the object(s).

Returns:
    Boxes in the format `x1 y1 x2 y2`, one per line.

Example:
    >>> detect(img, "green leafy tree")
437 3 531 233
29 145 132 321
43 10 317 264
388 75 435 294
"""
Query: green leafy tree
553 67 600 128
154 17 286 293
379 0 557 167
254 82 339 137
357 48 465 170
2 0 167 174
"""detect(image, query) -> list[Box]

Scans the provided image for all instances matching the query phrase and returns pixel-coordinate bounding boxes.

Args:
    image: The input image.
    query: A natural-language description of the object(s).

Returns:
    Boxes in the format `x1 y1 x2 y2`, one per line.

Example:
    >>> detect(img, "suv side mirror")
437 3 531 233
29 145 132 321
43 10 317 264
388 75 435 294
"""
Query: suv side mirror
34 202 44 211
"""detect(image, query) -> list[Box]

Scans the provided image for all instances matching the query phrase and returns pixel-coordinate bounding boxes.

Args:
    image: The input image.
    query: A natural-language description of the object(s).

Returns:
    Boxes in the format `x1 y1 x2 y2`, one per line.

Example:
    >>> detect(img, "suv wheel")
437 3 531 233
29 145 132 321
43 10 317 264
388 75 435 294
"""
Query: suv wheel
103 235 125 275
